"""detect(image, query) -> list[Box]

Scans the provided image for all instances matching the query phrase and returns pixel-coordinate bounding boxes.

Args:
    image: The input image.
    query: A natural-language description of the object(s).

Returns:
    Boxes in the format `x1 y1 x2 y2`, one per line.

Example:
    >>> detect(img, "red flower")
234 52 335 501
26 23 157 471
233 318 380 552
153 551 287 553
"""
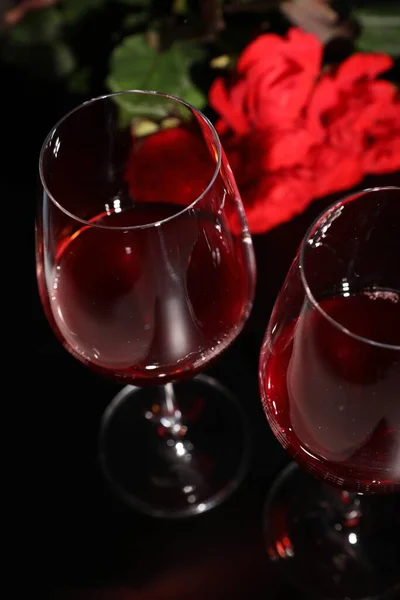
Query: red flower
334 53 394 90
312 146 364 200
308 52 398 195
315 54 394 138
209 28 323 136
361 86 400 174
125 126 215 206
261 125 320 171
236 167 316 234
219 41 400 234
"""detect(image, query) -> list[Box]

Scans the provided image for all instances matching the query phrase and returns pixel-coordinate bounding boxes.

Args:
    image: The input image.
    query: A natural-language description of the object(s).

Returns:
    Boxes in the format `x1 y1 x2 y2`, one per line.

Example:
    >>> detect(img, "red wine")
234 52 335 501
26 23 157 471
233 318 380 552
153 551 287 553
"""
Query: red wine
44 203 253 385
261 291 400 493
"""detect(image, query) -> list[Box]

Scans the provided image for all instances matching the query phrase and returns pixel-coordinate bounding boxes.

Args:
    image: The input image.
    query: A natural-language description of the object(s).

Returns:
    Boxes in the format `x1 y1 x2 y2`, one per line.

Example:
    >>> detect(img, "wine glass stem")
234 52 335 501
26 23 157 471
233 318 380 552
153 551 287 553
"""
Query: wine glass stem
160 382 178 416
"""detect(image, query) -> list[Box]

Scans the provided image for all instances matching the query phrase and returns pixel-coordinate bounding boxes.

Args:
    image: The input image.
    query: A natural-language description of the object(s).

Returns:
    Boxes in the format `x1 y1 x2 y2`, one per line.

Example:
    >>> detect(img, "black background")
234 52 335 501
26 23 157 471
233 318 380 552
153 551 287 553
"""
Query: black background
4 38 399 599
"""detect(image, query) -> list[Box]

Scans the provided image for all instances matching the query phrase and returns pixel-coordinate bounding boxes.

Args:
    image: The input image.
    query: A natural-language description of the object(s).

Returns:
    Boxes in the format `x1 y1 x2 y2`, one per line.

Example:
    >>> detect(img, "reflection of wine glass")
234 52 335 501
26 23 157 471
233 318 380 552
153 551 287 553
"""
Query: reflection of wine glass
259 187 400 599
36 91 256 517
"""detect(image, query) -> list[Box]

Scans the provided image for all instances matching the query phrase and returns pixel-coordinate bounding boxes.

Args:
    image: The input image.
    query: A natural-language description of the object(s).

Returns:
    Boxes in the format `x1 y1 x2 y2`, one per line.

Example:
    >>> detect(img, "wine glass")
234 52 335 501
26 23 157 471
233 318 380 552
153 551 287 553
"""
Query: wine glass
36 90 256 518
259 187 400 599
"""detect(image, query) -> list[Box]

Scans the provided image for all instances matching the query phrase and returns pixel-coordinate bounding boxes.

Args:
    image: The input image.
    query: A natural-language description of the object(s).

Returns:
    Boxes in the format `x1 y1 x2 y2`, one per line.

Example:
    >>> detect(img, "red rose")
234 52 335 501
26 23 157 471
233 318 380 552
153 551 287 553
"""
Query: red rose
312 145 364 199
260 125 320 171
319 63 394 140
308 53 397 196
224 124 318 183
236 167 315 234
220 124 318 232
216 41 399 235
125 126 216 206
209 28 323 136
361 87 400 174
334 53 394 90
305 76 363 197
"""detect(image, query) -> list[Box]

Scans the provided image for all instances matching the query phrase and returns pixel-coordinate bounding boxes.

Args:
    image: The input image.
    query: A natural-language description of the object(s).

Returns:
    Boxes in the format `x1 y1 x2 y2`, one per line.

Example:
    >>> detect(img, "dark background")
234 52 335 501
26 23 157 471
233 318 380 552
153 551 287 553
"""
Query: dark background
3 1 399 596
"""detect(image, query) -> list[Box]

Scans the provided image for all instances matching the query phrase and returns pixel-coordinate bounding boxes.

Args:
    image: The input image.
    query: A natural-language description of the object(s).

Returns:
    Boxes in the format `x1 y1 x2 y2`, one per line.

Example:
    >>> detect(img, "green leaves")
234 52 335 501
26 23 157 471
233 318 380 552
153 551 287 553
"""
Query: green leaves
355 4 400 55
1 7 76 80
107 34 206 118
7 7 62 44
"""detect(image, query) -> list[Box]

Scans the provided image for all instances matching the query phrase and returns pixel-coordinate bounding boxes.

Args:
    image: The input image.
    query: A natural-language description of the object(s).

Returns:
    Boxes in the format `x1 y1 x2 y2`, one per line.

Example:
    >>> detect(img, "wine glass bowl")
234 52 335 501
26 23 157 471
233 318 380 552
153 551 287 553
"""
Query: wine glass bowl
36 91 256 517
38 92 255 386
260 187 400 494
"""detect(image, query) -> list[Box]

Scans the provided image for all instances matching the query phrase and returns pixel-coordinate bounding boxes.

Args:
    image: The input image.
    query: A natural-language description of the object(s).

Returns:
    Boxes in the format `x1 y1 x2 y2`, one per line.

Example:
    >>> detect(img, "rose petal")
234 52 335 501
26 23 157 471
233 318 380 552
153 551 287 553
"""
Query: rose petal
261 127 318 171
336 53 393 88
313 145 364 199
237 34 284 72
209 77 249 135
285 27 323 75
240 169 315 234
363 138 400 174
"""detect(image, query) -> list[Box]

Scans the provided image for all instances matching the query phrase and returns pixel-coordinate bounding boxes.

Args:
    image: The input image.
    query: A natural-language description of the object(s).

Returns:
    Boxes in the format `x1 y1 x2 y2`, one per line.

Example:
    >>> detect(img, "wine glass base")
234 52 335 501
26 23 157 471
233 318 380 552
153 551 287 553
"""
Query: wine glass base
264 463 400 600
98 374 250 518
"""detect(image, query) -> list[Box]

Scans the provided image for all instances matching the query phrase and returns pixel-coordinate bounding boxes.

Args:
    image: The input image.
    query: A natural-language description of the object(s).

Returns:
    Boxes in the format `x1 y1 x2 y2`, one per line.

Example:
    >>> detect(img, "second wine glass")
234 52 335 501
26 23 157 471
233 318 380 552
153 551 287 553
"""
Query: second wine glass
36 90 256 517
259 187 400 599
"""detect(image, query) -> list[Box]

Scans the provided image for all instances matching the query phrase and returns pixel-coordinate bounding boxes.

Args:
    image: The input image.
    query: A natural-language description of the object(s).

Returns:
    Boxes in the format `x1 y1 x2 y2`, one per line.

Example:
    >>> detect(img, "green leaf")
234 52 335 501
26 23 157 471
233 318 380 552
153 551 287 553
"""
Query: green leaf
62 0 106 22
107 33 206 119
52 41 76 77
182 85 207 109
8 8 62 45
355 6 400 55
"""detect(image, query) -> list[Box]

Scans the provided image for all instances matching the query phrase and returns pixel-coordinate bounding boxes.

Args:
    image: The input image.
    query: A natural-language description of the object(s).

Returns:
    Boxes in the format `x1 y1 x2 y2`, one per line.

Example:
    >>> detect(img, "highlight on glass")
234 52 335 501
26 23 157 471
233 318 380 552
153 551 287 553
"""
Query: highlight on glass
36 90 256 517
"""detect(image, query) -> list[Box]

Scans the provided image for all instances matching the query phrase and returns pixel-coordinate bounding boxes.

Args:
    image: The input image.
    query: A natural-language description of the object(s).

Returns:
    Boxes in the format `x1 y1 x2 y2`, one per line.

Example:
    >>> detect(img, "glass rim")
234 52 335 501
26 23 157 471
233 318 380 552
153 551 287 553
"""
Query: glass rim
38 89 222 231
299 186 400 351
